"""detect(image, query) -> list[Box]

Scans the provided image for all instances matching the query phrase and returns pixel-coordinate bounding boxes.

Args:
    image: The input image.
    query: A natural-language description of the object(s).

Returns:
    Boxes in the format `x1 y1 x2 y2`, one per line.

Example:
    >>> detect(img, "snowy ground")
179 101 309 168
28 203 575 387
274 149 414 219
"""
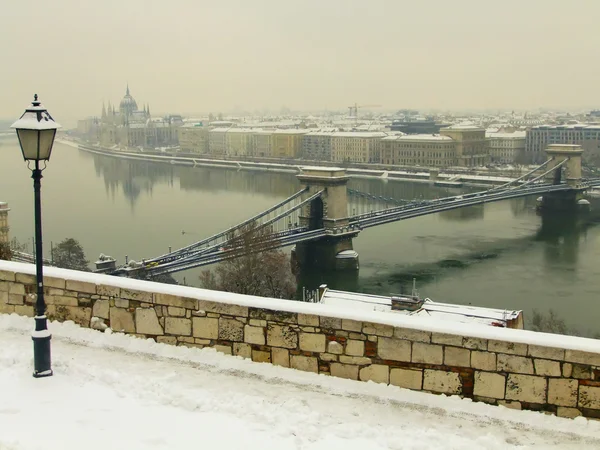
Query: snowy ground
1 314 599 450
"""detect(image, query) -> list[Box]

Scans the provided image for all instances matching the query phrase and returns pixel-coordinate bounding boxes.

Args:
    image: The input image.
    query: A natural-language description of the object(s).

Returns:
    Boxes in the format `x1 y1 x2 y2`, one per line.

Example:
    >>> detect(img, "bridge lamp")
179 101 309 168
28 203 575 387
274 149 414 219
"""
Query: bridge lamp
11 94 61 378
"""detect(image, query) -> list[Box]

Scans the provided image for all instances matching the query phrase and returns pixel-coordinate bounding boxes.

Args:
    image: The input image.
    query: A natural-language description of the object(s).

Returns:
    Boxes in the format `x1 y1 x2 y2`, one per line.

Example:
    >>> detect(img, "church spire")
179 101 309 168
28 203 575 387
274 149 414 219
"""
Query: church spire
126 82 130 96
102 101 106 118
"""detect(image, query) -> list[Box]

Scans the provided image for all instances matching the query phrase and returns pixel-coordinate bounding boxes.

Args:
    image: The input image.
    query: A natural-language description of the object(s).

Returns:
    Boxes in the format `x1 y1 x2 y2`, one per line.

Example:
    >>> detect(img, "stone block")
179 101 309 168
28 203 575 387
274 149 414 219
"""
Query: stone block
167 306 186 317
498 400 521 410
571 364 592 380
214 345 232 355
471 351 496 371
65 280 96 295
562 363 572 378
55 305 91 327
135 308 163 335
423 370 462 395
565 350 600 367
505 374 547 403
290 355 318 373
412 342 443 365
16 273 36 285
444 347 470 367
362 322 393 337
267 324 298 349
297 313 320 326
390 368 423 390
154 293 197 310
345 339 364 356
474 371 506 399
193 317 219 339
548 378 578 407
233 343 252 359
249 308 297 324
0 282 8 293
198 299 248 317
579 385 600 409
110 307 135 333
0 303 15 314
7 294 23 305
488 340 527 356
244 325 265 345
97 284 120 297
339 355 371 365
54 296 78 307
165 317 191 336
218 318 244 342
14 305 34 317
299 333 326 352
431 332 463 346
534 359 561 377
0 270 16 281
320 316 341 329
527 345 565 361
341 319 362 332
0 291 7 304
462 337 487 351
272 347 290 367
557 407 582 418
378 337 411 362
46 288 64 296
328 341 343 355
119 288 152 303
330 363 358 380
394 327 431 343
156 336 177 345
359 364 389 384
92 299 110 319
249 319 267 327
497 354 534 374
44 277 65 290
8 283 25 295
251 350 271 363
320 353 338 362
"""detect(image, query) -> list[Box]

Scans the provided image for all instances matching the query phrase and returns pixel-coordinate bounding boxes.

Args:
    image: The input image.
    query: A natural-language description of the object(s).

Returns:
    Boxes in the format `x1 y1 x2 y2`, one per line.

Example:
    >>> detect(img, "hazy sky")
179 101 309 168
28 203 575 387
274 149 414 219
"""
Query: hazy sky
1 0 599 125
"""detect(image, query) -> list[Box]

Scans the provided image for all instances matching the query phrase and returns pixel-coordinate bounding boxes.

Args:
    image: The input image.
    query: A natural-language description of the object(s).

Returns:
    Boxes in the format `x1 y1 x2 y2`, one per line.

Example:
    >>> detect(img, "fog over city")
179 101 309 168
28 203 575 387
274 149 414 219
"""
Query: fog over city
1 0 599 125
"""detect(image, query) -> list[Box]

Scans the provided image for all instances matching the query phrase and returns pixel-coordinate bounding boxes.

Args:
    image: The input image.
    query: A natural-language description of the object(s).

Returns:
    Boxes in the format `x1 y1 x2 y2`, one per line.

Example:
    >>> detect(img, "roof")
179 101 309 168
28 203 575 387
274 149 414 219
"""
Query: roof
531 124 600 130
444 122 484 131
381 134 453 141
485 131 526 139
332 132 388 138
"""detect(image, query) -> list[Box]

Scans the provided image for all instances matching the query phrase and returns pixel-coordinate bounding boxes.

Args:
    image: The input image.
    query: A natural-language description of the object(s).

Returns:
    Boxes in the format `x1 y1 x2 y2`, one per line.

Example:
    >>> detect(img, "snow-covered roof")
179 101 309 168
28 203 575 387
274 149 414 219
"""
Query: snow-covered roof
443 122 484 131
381 134 453 142
485 131 526 139
332 132 388 138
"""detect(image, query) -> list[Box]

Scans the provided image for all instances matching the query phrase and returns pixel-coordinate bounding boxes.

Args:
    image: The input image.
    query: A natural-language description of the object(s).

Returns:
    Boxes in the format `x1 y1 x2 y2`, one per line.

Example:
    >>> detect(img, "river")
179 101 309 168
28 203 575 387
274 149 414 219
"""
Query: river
1 137 599 336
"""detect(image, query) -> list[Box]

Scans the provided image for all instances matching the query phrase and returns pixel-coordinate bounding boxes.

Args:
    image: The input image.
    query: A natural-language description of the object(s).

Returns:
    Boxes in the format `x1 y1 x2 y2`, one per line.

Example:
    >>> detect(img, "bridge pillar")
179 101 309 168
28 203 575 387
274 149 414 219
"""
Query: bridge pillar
538 145 587 214
0 202 9 244
293 167 359 271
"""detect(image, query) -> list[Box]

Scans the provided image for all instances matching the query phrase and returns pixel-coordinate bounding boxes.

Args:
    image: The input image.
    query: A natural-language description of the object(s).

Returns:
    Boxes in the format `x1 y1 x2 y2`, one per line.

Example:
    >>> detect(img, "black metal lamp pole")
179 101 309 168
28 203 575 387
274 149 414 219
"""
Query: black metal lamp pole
32 159 52 377
11 94 61 378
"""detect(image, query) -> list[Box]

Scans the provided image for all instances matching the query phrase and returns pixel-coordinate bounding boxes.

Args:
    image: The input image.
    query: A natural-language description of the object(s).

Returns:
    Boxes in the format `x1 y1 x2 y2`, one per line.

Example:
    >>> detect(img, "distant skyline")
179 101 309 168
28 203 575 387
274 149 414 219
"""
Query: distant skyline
1 0 599 126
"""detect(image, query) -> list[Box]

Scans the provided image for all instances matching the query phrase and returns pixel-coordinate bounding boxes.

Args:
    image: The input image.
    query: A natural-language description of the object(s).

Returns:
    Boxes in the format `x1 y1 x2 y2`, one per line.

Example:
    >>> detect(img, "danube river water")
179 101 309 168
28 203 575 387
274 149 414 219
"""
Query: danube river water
1 137 599 335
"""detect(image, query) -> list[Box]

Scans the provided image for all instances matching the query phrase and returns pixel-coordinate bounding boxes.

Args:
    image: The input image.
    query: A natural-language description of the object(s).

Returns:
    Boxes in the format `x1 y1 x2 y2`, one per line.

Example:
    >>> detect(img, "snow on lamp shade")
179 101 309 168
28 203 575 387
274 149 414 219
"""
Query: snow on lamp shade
11 94 61 161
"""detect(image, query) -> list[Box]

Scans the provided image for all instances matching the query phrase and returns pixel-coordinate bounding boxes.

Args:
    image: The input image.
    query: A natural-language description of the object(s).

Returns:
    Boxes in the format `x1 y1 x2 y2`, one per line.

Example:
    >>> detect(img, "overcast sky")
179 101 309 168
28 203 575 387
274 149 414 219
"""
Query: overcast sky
1 0 598 125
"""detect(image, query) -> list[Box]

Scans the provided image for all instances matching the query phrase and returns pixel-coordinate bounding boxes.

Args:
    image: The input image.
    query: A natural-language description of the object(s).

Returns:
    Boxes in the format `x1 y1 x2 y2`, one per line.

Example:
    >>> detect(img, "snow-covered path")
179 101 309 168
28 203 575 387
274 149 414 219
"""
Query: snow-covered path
1 315 599 450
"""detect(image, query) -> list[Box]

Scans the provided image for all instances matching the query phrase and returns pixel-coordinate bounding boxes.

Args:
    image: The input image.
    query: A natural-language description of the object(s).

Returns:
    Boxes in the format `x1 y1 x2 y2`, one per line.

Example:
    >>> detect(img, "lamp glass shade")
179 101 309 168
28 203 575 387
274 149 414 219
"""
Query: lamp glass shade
16 128 57 161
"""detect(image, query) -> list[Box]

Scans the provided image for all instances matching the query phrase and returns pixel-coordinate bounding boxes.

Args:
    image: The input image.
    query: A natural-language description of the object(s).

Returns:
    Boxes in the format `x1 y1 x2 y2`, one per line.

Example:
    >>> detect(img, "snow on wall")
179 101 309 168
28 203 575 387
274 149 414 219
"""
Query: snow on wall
1 260 598 354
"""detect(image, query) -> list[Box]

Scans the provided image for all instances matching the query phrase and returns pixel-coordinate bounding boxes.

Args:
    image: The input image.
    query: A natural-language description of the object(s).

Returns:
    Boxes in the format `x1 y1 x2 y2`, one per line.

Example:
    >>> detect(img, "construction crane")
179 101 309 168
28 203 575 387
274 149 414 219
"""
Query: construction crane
347 103 382 120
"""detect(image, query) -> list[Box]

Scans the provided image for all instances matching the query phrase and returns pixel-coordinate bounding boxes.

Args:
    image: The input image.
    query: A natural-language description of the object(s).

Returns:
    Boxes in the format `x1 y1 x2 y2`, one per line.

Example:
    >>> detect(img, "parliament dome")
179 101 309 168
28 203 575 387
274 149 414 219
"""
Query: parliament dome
119 85 138 116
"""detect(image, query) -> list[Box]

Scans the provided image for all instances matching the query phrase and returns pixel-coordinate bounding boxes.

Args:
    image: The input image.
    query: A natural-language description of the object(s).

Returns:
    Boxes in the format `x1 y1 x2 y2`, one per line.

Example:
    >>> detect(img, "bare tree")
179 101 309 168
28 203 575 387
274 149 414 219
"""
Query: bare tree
199 221 297 299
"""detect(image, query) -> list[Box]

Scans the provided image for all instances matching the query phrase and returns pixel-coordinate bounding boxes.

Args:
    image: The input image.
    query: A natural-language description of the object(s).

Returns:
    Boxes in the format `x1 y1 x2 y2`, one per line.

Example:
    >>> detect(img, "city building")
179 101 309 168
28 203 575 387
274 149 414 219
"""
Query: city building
178 123 209 154
486 130 526 164
302 130 336 161
390 119 447 134
380 135 457 167
225 128 255 157
271 130 308 158
208 127 230 157
253 131 273 157
526 124 600 164
440 124 489 167
331 132 387 164
97 86 182 149
0 202 9 244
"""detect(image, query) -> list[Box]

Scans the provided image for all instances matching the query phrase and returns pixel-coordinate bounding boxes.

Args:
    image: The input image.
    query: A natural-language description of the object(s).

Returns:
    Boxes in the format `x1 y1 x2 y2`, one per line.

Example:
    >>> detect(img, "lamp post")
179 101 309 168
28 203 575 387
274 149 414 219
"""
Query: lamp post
11 94 61 378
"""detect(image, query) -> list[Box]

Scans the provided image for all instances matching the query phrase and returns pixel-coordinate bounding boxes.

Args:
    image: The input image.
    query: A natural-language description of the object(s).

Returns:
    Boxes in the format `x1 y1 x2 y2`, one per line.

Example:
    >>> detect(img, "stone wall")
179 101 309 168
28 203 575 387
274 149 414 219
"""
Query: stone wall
1 263 599 420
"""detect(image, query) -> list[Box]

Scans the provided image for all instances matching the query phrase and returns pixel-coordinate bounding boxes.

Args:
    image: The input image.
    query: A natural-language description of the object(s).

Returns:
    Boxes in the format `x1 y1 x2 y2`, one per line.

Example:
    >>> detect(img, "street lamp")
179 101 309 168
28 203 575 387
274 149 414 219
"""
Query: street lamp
11 94 61 378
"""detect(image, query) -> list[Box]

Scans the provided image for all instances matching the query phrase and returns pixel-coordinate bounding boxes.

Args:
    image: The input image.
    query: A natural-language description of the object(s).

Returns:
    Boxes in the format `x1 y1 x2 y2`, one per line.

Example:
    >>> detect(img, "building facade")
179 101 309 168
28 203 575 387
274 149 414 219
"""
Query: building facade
271 130 308 158
253 131 273 158
208 128 230 157
97 86 182 149
0 202 9 244
526 124 600 164
440 125 489 167
380 135 457 167
178 124 210 154
331 132 387 164
302 130 335 161
225 128 255 157
486 131 526 164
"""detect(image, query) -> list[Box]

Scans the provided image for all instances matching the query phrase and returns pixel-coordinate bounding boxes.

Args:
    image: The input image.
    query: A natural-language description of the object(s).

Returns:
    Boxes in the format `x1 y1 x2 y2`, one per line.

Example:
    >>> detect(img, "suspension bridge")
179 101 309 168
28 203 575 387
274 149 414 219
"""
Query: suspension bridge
108 144 600 277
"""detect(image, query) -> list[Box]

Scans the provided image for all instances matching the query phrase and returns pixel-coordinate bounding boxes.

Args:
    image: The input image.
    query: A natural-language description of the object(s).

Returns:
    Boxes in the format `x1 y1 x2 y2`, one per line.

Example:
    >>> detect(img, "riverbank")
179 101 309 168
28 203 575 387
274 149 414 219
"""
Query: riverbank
59 138 515 187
